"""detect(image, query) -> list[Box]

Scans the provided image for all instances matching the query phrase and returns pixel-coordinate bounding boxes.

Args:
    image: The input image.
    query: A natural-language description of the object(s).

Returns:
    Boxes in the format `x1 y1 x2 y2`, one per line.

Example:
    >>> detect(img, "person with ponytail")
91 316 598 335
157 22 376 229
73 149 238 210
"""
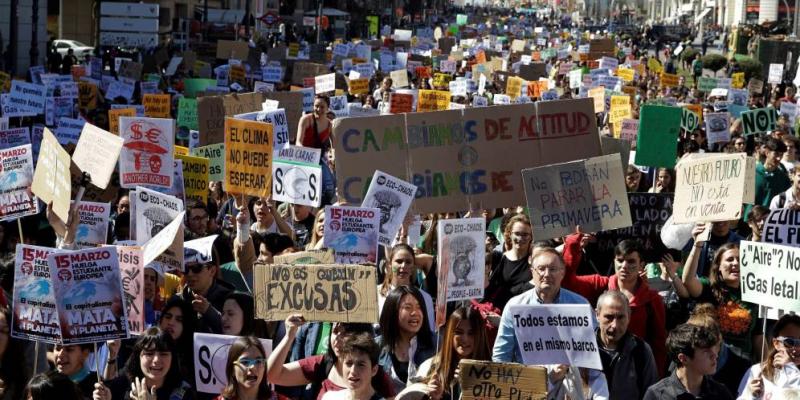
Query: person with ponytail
737 314 800 399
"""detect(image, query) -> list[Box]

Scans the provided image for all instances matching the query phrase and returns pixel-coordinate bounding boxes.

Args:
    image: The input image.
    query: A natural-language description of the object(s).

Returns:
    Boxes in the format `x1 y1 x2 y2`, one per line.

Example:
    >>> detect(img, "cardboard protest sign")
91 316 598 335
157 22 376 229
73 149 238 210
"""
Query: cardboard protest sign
48 246 128 344
437 218 485 302
763 208 800 247
518 63 546 81
616 67 634 82
732 72 745 89
216 40 249 60
142 94 171 118
197 92 264 146
705 112 730 144
459 360 547 400
116 245 145 335
119 117 174 189
509 304 602 369
314 73 336 94
390 69 409 88
0 144 39 221
660 72 679 88
233 108 290 155
72 123 124 189
698 77 718 92
192 144 224 181
361 170 417 246
522 153 631 239
674 153 747 223
740 240 800 311
272 249 334 265
588 87 605 113
505 76 524 99
348 78 370 95
323 206 380 264
194 333 272 394
254 263 378 322
292 62 330 86
417 90 450 112
224 118 273 197
32 129 71 222
177 98 198 131
12 245 62 343
334 99 602 214
635 105 681 168
595 193 674 263
609 95 631 137
175 154 209 202
742 107 777 136
74 201 110 248
108 108 136 135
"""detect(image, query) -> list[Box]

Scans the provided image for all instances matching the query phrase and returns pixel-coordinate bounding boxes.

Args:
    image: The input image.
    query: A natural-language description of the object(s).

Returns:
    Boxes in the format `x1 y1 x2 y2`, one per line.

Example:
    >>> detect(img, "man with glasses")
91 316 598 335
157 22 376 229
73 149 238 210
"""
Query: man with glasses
492 247 591 363
562 236 667 377
179 247 233 333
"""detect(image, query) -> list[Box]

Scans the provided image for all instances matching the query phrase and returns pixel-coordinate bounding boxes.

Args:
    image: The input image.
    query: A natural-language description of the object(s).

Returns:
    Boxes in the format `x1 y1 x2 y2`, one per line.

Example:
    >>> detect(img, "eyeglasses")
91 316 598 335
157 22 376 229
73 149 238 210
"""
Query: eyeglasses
533 265 563 275
186 264 209 274
235 358 266 368
778 336 800 348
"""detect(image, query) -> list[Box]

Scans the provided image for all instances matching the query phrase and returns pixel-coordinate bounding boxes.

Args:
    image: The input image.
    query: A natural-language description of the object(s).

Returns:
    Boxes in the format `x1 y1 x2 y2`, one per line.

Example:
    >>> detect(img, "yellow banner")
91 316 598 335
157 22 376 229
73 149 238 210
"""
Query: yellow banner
108 108 136 135
610 95 632 138
143 94 171 118
348 78 370 95
660 72 679 88
176 153 209 202
616 67 635 82
224 118 273 197
732 72 745 89
506 76 524 99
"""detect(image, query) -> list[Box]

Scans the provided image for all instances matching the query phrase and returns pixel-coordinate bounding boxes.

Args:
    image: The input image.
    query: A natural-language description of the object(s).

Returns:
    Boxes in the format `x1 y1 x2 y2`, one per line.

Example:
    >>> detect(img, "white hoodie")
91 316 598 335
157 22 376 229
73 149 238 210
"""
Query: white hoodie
738 363 800 400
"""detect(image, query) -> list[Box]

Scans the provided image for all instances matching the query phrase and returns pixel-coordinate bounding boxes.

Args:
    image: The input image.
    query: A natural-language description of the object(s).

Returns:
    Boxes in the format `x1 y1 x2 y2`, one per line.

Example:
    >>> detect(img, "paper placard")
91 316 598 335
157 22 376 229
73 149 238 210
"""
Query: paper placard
740 240 800 312
705 112 730 144
119 117 174 189
116 245 145 335
522 153 631 239
437 218 485 302
742 107 777 135
674 153 747 223
194 333 272 394
509 304 602 370
31 128 71 222
323 206 380 264
764 208 800 247
12 245 62 343
74 201 111 248
72 123 124 189
361 170 417 246
254 264 379 323
191 144 225 181
0 145 39 221
224 118 273 197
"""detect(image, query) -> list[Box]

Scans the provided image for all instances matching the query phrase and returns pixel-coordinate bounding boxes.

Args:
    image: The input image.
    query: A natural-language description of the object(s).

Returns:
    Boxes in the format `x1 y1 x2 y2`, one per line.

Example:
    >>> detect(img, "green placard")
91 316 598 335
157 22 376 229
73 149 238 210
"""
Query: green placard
697 76 718 92
635 105 681 168
457 14 468 25
177 97 198 131
184 78 217 98
191 143 225 182
742 107 777 136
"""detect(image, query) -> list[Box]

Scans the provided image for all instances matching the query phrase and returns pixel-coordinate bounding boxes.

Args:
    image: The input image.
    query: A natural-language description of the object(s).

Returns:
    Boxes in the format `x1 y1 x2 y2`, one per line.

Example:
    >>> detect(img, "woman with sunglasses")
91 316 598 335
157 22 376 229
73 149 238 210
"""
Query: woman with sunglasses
92 327 195 400
267 314 396 400
216 336 271 400
738 314 800 399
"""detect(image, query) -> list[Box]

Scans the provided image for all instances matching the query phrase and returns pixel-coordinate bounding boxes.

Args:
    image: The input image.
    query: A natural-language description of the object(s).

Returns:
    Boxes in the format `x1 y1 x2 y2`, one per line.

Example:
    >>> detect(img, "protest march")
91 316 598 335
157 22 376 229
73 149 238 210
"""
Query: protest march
5 2 800 400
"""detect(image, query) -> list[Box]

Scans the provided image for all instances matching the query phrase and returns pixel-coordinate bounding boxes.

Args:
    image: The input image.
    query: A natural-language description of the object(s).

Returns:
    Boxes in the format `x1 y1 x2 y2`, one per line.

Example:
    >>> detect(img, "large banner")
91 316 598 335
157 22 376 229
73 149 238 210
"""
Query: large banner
333 98 602 213
437 218 485 302
323 206 380 264
119 117 175 189
361 170 417 246
194 333 272 394
674 153 746 223
0 144 39 221
508 304 602 370
740 240 800 312
254 264 378 323
48 246 129 344
12 245 61 343
521 153 631 239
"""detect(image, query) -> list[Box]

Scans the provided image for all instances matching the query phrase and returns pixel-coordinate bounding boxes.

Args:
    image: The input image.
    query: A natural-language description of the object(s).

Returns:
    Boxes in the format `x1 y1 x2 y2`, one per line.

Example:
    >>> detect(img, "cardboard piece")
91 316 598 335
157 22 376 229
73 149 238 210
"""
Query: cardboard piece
198 92 264 146
216 40 250 60
740 240 800 311
32 128 71 222
674 153 747 223
459 360 547 400
253 264 379 323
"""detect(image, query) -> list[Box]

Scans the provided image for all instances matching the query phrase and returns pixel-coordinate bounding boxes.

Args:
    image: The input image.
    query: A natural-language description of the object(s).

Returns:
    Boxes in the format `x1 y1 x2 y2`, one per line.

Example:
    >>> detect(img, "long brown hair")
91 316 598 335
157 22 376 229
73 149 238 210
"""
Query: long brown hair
423 306 491 390
305 209 326 250
380 244 416 296
761 314 800 381
502 214 532 253
708 243 740 304
221 336 271 400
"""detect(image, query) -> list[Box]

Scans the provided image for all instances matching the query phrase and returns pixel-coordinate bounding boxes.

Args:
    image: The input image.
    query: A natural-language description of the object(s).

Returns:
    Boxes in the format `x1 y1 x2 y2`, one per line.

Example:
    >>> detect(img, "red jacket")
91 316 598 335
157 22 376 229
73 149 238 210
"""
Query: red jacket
562 234 668 377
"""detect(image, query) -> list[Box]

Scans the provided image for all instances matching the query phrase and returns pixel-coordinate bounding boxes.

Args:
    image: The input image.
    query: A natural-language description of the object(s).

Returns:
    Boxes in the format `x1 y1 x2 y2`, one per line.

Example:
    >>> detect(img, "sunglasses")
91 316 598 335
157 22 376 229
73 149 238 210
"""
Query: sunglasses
185 264 209 274
778 336 800 348
235 358 266 368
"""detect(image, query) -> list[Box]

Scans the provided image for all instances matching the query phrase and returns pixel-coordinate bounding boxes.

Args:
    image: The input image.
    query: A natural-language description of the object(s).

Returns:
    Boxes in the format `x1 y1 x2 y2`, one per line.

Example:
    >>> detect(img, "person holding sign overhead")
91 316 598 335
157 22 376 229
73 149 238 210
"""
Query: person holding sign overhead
92 327 195 400
216 336 271 400
297 95 335 206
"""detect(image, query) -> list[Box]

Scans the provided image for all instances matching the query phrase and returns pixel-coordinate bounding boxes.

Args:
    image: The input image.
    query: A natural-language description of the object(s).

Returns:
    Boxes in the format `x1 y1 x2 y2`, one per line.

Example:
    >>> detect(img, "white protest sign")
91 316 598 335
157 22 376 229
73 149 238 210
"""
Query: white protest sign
9 81 46 114
361 170 417 246
135 187 184 247
330 95 348 118
391 69 409 89
272 158 322 208
116 245 145 335
569 69 583 89
740 240 800 312
75 201 111 248
72 123 124 189
764 208 800 247
48 246 129 344
141 210 185 268
314 73 336 94
233 109 290 155
0 144 39 221
254 81 274 93
119 117 175 189
12 245 62 343
194 333 272 394
781 102 798 126
472 95 488 107
60 82 79 98
620 118 639 142
705 112 730 145
165 57 183 76
521 154 632 240
674 153 746 223
324 206 380 264
509 304 602 370
449 80 467 97
769 63 784 84
437 218 485 301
